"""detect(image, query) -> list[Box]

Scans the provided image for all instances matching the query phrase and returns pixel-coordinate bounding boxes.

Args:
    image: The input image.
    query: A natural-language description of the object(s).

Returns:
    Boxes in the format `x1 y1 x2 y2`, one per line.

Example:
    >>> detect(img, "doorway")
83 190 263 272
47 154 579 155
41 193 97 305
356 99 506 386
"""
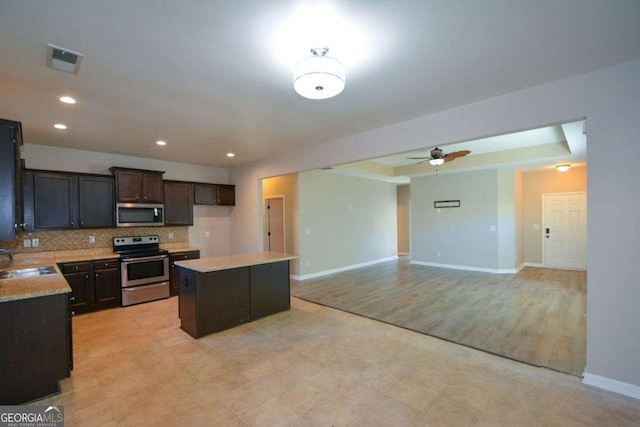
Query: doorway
543 192 587 269
264 196 285 252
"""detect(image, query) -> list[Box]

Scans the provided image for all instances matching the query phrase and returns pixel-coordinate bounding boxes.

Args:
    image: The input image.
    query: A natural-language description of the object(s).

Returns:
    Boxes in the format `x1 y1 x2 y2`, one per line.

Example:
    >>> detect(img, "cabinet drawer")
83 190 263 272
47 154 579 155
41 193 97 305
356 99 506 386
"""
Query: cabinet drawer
94 259 119 270
170 251 200 262
60 262 91 274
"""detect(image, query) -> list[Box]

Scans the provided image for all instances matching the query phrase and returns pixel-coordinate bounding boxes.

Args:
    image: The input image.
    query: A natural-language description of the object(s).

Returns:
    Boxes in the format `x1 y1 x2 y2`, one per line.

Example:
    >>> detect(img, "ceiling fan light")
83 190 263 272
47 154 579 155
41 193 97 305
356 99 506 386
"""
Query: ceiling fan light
556 164 571 172
293 52 345 100
429 158 445 166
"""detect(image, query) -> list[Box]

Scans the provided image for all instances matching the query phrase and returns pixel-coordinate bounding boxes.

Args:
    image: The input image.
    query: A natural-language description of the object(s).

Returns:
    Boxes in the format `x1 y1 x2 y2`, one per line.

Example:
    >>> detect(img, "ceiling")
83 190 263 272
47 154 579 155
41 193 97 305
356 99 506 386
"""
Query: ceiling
1 1 639 168
326 121 586 183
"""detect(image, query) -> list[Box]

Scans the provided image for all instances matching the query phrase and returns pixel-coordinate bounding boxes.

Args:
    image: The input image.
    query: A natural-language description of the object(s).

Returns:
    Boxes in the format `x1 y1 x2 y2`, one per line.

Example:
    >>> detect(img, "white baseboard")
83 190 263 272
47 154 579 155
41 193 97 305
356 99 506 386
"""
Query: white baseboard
292 256 399 281
398 252 410 256
410 260 517 274
583 373 640 400
515 263 525 273
523 262 545 268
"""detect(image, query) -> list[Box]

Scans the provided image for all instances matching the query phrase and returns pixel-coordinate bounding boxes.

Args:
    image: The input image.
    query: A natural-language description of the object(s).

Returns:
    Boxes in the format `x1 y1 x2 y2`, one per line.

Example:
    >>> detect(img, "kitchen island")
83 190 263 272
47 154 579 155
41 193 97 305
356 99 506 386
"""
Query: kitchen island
175 252 298 338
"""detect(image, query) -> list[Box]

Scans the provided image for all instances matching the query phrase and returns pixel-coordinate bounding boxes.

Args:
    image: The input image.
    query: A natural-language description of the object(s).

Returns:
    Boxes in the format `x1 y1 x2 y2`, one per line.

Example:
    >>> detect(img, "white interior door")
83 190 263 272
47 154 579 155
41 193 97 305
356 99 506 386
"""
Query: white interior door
264 197 285 253
543 192 587 269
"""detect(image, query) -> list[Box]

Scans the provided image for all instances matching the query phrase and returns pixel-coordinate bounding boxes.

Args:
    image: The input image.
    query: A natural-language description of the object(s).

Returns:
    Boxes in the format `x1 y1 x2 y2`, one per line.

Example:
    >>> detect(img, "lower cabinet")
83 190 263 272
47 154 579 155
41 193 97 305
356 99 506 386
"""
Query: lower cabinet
59 258 121 314
0 293 72 404
169 250 200 296
178 260 290 338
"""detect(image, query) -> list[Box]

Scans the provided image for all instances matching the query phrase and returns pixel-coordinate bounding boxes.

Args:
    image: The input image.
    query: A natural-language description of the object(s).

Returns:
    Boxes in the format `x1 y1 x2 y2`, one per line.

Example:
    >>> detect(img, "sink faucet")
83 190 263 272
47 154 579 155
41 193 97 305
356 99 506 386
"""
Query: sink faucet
0 249 12 266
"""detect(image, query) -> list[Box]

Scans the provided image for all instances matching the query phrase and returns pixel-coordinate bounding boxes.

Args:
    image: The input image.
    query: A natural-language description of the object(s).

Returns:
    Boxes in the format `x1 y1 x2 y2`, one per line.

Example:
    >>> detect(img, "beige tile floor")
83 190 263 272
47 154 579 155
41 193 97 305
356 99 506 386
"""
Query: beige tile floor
32 297 639 426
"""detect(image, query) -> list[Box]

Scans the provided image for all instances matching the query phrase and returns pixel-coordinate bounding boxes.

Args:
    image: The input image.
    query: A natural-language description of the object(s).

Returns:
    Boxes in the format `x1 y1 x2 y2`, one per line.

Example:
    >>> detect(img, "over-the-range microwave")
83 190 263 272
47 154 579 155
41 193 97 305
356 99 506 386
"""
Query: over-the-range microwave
116 203 164 227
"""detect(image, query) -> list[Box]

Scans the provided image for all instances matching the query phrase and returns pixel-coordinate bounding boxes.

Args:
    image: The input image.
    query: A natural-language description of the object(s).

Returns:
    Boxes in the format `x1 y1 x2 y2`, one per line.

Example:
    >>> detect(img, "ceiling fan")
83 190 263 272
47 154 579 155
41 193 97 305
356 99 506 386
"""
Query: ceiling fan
407 147 471 165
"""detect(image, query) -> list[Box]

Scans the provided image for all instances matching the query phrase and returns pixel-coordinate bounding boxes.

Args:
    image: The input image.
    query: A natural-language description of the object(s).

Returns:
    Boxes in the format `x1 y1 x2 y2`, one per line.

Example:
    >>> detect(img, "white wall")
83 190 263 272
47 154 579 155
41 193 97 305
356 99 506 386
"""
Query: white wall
411 169 500 270
229 59 640 392
24 144 233 256
297 170 397 277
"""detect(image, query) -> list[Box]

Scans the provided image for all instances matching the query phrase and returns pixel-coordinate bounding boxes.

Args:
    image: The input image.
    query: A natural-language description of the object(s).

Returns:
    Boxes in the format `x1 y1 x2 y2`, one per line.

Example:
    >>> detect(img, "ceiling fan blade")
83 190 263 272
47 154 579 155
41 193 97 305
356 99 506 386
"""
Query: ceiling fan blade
443 150 471 162
407 156 430 159
416 159 430 164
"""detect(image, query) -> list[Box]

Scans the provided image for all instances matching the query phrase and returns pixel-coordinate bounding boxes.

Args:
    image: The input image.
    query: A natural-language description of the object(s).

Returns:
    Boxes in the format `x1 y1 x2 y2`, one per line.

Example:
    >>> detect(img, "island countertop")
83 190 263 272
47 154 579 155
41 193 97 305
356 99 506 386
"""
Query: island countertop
174 252 298 273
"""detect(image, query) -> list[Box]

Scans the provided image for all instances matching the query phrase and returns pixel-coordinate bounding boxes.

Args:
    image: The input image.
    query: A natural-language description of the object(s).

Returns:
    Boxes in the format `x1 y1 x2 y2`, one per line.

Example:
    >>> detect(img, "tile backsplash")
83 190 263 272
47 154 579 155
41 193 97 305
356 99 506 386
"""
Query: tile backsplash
0 227 188 254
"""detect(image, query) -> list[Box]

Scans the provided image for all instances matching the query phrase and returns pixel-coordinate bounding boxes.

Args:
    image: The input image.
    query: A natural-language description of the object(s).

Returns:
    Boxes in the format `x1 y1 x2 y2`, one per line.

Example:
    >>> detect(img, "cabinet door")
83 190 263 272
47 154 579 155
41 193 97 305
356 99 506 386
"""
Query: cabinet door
142 172 164 203
64 271 92 313
164 181 193 226
250 261 290 321
169 250 200 296
194 184 215 204
33 173 77 229
78 176 114 228
94 266 120 306
216 184 235 206
0 121 20 240
115 169 141 203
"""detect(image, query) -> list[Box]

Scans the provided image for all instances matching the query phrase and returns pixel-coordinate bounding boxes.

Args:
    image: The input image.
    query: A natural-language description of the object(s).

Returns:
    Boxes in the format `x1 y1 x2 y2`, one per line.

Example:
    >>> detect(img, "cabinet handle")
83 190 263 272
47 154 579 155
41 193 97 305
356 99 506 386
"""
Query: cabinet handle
75 266 79 270
70 221 74 225
71 311 75 316
70 296 75 301
96 273 99 278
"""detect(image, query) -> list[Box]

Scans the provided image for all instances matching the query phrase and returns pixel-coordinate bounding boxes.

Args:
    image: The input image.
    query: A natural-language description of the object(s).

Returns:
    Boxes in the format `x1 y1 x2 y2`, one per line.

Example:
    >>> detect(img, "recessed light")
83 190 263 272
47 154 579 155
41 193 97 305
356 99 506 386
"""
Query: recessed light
54 123 67 130
556 164 570 172
226 152 235 157
59 96 76 104
156 140 167 146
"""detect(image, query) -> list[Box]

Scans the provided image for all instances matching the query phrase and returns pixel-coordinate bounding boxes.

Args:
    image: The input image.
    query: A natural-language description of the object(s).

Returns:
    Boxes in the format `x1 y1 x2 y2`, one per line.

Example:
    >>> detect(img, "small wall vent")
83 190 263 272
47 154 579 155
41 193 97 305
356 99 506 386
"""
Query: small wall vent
46 44 83 74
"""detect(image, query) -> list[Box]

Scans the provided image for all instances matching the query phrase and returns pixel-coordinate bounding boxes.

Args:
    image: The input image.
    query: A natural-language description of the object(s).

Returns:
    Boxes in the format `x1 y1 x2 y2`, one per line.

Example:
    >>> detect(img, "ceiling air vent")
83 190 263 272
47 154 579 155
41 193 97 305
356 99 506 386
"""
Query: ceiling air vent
46 44 83 74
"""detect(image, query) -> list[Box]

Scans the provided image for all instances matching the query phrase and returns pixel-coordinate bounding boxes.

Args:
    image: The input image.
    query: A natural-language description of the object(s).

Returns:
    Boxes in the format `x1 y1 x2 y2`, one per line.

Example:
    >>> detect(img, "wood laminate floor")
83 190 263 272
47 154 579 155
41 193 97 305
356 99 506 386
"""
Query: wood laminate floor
291 258 586 376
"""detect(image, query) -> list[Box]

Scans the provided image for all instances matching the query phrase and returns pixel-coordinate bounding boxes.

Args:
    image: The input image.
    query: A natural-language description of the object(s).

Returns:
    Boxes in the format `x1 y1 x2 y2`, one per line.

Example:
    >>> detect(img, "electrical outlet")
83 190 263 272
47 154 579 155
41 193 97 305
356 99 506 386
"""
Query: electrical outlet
89 236 96 244
23 239 31 248
205 231 210 238
31 238 39 247
305 228 311 235
168 232 174 239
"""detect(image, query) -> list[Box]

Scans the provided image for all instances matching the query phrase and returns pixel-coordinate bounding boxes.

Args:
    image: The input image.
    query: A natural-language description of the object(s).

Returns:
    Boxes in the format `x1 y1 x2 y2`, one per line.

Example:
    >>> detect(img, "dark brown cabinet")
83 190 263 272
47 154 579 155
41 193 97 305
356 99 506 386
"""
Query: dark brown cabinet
32 172 77 230
0 118 23 240
23 171 115 230
60 259 120 314
177 259 290 338
110 167 164 203
164 181 194 226
169 250 200 296
79 176 115 228
193 183 235 206
0 293 72 404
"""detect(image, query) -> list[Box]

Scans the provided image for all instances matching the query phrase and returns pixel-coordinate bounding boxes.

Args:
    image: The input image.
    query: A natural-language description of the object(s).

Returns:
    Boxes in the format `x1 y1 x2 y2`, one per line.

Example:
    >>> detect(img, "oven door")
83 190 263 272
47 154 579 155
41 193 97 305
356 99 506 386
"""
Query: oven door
121 255 170 287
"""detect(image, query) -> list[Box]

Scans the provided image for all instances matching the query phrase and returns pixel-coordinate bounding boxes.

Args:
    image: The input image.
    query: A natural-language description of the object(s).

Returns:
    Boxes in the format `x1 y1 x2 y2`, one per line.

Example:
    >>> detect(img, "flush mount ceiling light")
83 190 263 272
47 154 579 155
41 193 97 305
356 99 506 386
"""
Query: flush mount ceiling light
429 158 445 166
53 123 67 130
156 140 167 146
59 96 76 104
556 164 571 172
293 48 345 100
226 152 235 158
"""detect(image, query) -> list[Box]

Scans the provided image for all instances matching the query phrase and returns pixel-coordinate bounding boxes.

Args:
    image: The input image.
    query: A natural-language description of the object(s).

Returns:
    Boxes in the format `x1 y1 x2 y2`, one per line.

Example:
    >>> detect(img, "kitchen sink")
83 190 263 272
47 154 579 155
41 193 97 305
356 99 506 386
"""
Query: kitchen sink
0 266 57 280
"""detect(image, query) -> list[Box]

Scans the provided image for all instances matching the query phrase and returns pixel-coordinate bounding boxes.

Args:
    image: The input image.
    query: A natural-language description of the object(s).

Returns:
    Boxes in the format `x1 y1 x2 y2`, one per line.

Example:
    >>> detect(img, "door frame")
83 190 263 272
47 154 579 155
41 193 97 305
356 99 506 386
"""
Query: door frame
263 195 286 253
541 191 587 270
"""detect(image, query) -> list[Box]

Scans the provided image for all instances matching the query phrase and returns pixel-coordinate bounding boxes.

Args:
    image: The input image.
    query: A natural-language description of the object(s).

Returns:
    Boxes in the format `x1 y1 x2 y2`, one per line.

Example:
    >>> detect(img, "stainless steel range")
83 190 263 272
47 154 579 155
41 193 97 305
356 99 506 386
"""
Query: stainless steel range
113 235 169 306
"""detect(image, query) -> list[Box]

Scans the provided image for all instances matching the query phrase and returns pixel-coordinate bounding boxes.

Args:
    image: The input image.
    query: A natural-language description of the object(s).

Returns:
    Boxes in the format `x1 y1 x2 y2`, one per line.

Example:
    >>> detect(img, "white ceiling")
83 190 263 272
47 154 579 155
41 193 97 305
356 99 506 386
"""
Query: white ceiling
1 1 639 168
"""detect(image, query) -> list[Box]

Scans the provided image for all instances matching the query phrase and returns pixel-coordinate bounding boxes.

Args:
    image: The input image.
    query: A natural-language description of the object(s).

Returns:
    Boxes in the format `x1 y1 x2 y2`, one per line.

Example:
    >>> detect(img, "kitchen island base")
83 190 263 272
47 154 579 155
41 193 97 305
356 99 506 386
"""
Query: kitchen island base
177 253 295 338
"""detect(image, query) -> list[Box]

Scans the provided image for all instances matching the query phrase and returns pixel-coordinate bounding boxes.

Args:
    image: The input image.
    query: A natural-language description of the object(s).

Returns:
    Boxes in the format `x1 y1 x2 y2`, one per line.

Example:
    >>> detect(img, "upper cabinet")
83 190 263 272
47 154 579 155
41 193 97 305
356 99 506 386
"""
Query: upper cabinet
0 119 23 240
193 183 235 206
23 171 115 230
110 167 164 204
164 181 193 226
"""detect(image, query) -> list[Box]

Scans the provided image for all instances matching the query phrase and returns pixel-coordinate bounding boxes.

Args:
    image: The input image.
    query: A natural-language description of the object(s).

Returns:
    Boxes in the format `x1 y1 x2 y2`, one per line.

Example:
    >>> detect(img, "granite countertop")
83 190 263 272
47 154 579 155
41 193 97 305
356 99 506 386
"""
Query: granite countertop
0 244 200 303
175 252 298 273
